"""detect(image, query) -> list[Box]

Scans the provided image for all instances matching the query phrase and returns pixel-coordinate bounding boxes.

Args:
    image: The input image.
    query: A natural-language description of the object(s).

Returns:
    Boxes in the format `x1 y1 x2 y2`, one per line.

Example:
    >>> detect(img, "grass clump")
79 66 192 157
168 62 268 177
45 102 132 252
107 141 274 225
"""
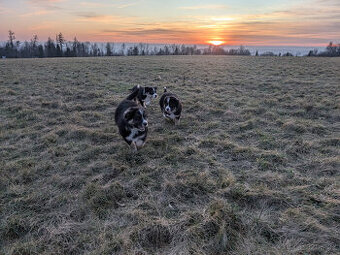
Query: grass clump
131 222 173 249
282 120 307 133
1 215 29 240
256 151 286 171
83 182 126 218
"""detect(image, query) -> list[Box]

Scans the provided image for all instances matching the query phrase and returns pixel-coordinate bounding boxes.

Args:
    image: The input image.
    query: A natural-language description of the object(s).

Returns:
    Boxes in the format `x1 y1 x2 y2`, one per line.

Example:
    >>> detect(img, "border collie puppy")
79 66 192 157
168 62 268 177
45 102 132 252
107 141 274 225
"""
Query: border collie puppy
159 87 182 125
115 90 148 151
129 85 157 108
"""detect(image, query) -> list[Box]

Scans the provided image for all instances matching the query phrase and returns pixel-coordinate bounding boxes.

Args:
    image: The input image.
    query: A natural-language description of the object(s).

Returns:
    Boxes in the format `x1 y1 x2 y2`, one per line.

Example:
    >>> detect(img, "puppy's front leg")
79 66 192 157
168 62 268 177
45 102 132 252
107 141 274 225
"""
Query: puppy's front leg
174 118 180 125
130 142 137 152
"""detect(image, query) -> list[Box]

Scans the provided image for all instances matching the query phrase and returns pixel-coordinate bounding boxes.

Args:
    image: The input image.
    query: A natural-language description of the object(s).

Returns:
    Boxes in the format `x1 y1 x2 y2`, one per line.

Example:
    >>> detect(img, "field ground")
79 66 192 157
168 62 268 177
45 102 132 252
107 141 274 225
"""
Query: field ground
0 56 339 255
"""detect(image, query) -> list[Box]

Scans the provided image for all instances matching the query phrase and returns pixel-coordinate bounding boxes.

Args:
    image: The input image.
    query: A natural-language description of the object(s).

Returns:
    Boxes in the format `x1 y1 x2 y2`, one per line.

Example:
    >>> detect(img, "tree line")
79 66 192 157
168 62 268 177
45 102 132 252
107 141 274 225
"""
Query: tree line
1 30 339 58
307 42 340 57
0 31 251 58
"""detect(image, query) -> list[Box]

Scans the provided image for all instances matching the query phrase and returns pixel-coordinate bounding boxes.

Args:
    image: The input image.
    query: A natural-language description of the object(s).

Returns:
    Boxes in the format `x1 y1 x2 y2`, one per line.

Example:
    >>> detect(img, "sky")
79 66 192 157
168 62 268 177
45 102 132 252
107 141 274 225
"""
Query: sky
0 0 339 46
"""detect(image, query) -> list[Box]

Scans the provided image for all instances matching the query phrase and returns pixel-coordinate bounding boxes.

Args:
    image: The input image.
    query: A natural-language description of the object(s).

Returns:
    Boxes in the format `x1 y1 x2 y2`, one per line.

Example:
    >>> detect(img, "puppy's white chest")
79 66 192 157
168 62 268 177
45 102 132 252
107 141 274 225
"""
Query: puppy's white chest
145 96 151 106
126 128 145 145
165 112 176 120
126 128 139 142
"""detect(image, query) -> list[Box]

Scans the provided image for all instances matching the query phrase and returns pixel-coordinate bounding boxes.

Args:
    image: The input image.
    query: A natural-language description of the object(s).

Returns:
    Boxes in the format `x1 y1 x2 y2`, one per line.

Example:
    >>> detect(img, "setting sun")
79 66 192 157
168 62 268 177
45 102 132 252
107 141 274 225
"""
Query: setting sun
209 41 225 46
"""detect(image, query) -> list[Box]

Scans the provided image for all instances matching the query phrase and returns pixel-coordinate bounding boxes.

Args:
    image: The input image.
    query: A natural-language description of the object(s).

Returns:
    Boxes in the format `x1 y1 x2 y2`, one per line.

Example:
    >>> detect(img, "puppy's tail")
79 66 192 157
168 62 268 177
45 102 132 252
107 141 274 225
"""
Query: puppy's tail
129 84 140 92
164 87 167 93
126 86 140 101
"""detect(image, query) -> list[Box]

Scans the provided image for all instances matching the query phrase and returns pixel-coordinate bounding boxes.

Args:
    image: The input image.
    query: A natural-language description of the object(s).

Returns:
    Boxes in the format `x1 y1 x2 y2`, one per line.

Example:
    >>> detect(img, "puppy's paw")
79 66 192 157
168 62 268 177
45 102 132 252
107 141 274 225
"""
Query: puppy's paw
130 142 138 152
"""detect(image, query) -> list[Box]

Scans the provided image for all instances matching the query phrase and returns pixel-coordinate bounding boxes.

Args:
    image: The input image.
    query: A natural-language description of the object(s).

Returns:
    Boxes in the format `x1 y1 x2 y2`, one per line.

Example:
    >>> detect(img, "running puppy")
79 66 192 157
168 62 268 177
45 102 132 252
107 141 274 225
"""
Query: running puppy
115 89 148 151
159 87 182 125
129 85 157 108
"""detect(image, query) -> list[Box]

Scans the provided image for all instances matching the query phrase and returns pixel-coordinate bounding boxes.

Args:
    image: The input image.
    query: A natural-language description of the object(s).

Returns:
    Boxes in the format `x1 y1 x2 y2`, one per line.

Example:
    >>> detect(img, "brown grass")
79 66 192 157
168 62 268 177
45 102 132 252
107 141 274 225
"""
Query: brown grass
0 56 339 254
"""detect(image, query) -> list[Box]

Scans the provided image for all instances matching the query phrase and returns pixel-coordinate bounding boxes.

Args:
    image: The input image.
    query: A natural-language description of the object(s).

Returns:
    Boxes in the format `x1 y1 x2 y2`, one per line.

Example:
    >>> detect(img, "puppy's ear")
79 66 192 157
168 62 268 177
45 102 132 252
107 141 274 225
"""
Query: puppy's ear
129 85 138 92
141 87 146 95
154 87 157 91
123 107 138 120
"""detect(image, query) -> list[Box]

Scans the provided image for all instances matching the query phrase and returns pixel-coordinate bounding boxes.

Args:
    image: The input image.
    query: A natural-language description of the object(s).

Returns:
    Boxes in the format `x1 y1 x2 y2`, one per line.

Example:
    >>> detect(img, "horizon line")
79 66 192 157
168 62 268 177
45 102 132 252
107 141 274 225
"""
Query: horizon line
0 39 332 48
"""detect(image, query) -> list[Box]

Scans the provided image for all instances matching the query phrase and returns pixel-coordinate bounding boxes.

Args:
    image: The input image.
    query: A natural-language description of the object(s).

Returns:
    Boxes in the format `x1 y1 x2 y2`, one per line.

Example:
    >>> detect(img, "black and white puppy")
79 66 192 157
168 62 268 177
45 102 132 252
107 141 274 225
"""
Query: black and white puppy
129 85 157 108
115 90 148 151
159 87 182 125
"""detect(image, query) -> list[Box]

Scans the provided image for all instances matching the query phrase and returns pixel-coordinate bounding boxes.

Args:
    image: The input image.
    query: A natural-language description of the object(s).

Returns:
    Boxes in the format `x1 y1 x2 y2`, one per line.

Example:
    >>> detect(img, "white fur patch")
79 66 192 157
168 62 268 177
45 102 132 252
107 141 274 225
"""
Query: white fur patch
126 128 146 148
145 94 156 106
145 97 151 106
126 128 139 142
165 112 176 120
135 139 145 148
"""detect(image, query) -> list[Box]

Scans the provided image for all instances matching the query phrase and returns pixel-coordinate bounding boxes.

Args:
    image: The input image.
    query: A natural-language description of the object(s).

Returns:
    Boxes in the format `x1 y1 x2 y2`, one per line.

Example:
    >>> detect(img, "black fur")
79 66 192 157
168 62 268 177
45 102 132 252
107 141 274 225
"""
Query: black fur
129 85 157 107
115 91 148 151
159 87 182 124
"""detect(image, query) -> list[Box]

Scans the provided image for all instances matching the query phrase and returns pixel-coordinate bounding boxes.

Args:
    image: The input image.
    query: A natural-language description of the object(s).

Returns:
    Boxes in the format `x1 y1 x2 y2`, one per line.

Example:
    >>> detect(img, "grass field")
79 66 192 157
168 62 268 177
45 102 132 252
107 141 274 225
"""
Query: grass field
0 56 339 255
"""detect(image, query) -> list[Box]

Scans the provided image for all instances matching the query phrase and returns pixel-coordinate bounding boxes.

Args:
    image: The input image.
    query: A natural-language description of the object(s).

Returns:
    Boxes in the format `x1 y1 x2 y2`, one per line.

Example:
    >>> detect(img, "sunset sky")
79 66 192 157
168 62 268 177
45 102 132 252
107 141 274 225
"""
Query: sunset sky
0 0 339 46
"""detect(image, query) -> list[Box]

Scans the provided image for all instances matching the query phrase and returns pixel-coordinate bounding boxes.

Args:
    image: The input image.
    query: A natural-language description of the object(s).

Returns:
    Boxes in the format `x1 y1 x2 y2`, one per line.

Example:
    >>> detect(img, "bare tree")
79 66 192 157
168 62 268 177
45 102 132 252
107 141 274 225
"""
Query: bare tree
56 32 65 53
8 30 16 49
30 34 38 57
45 37 56 57
106 42 112 56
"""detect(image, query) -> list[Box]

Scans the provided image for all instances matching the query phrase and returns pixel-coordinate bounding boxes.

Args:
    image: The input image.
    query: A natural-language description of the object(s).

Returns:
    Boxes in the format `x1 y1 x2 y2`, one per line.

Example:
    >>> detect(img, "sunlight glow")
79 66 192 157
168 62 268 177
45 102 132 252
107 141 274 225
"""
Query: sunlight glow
209 41 225 46
211 17 234 21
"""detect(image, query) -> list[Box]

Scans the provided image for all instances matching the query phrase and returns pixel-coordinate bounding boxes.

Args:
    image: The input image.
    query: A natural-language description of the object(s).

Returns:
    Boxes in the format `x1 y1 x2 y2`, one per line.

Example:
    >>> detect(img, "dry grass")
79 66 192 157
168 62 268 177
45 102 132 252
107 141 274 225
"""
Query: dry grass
0 56 339 255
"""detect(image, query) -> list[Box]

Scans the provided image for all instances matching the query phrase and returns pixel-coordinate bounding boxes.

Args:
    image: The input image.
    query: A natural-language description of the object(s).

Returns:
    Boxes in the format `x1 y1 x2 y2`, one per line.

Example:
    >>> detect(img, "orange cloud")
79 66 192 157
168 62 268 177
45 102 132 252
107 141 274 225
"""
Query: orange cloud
20 10 54 17
28 21 57 31
210 17 235 21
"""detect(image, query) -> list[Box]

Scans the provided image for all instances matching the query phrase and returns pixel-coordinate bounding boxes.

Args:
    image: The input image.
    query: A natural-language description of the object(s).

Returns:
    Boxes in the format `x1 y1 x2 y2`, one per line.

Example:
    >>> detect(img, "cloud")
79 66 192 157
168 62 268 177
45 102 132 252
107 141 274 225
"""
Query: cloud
117 2 138 9
75 12 102 18
79 1 139 9
74 12 137 24
102 28 196 37
214 15 340 46
26 0 66 10
28 0 65 3
20 10 54 17
211 17 234 22
80 2 107 7
198 25 218 28
179 5 228 10
97 24 203 43
314 0 340 6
